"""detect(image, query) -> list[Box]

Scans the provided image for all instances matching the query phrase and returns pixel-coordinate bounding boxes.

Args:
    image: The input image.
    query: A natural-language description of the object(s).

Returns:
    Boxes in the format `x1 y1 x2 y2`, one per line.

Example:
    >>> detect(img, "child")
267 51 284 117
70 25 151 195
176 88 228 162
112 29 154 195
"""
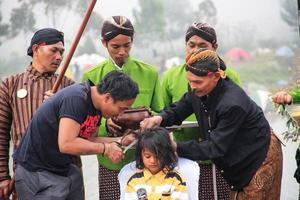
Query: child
124 127 189 200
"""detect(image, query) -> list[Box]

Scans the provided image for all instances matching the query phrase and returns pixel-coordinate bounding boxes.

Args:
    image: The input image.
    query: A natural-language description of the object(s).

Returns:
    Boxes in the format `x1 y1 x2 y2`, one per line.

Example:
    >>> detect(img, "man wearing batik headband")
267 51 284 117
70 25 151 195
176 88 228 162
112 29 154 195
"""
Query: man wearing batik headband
161 22 241 199
82 16 163 199
0 28 74 200
142 49 283 200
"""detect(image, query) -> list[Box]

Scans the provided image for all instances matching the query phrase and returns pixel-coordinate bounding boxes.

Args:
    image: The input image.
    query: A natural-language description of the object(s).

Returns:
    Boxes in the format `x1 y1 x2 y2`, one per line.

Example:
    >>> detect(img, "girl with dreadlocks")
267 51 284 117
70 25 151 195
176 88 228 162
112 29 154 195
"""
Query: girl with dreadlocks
124 127 188 200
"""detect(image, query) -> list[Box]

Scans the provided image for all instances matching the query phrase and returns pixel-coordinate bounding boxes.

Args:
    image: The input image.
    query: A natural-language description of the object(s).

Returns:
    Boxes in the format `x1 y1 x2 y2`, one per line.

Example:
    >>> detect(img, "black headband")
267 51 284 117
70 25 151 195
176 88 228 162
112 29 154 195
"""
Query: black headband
27 28 64 57
185 25 216 44
102 23 134 41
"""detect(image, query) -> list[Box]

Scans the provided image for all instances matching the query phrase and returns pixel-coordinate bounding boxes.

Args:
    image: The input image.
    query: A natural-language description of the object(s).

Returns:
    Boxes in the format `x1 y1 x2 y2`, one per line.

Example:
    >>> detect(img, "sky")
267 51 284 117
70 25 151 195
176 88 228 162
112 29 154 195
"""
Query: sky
0 0 298 59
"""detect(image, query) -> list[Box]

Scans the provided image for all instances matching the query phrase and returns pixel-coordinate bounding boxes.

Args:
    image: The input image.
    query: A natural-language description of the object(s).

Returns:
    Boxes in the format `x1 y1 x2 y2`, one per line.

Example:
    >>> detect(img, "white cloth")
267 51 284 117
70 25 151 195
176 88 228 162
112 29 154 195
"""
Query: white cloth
118 157 200 200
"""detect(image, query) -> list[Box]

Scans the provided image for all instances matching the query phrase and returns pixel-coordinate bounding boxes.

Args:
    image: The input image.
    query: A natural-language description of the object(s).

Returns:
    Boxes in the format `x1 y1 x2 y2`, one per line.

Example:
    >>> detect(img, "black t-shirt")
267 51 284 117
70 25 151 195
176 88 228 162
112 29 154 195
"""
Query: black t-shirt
14 81 101 176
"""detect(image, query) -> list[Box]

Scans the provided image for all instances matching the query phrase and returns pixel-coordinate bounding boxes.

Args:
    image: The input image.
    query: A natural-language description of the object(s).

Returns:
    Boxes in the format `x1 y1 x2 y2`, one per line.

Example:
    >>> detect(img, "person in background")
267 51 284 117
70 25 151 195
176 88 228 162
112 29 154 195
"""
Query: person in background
13 71 139 200
82 16 163 199
0 28 75 200
124 127 188 200
161 22 241 199
142 49 282 200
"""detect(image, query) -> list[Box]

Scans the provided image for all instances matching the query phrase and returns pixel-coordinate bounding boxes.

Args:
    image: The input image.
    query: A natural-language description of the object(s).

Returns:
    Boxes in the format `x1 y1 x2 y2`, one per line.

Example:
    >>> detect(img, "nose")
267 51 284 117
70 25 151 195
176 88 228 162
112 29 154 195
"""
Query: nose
118 47 126 56
55 52 63 61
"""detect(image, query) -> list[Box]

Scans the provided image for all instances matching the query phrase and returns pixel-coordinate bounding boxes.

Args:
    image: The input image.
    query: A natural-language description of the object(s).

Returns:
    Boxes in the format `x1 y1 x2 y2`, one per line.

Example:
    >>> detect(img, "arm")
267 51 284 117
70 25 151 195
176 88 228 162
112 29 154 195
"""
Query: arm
159 93 194 127
140 93 193 130
58 117 123 163
176 106 247 161
149 73 164 113
0 79 13 199
161 71 172 107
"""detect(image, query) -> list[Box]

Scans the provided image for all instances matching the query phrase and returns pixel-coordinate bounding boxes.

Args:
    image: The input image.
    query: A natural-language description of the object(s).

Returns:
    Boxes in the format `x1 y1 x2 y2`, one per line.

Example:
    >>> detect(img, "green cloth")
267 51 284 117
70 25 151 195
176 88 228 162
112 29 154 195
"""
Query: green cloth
82 56 164 170
162 64 242 163
290 89 300 104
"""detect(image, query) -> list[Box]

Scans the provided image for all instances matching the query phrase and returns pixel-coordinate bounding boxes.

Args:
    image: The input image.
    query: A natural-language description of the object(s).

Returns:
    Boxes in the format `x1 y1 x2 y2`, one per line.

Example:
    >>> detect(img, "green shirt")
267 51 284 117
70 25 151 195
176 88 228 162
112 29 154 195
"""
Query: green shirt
82 57 164 170
162 64 242 142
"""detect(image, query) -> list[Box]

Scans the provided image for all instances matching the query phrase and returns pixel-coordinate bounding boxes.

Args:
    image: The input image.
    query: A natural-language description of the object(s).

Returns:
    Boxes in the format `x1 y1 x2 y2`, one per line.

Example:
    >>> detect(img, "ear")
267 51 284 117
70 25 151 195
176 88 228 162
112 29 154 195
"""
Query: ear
212 43 218 51
103 93 112 103
101 38 107 48
213 72 221 80
32 44 39 55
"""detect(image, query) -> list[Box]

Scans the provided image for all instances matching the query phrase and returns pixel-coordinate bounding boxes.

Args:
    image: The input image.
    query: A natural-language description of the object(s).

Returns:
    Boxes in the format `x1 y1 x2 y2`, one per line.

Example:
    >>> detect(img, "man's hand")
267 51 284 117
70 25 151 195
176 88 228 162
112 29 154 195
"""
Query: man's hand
43 90 55 102
104 142 124 163
106 118 122 134
0 179 12 200
121 132 137 146
272 91 292 105
140 116 163 131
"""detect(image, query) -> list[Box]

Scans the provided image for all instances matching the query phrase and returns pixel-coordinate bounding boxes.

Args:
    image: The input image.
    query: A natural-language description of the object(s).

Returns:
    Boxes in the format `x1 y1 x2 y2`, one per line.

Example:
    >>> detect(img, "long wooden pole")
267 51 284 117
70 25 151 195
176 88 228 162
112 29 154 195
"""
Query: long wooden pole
52 0 98 93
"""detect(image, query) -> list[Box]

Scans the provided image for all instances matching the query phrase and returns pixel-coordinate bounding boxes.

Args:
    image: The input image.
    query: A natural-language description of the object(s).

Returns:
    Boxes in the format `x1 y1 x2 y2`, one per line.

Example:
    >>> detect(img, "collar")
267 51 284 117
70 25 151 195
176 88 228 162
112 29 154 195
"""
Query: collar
109 56 131 70
25 64 56 82
143 168 167 182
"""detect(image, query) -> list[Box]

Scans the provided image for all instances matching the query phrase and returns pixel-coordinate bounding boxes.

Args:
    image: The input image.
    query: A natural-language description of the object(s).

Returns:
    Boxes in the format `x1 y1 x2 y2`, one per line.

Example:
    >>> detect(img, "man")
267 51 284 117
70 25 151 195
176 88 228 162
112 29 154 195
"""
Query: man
161 22 241 199
0 28 74 200
142 49 283 200
13 71 139 199
82 16 163 199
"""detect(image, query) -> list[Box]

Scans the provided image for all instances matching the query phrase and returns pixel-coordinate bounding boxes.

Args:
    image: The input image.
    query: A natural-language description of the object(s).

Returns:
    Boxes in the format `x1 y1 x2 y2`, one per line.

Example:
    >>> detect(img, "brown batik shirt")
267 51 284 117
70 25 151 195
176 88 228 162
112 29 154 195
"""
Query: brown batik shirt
0 65 75 180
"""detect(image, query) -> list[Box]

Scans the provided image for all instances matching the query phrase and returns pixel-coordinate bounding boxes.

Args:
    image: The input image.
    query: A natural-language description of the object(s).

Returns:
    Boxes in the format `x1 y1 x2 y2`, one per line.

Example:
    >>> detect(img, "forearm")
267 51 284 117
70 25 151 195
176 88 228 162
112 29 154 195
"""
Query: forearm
88 136 121 144
59 137 105 155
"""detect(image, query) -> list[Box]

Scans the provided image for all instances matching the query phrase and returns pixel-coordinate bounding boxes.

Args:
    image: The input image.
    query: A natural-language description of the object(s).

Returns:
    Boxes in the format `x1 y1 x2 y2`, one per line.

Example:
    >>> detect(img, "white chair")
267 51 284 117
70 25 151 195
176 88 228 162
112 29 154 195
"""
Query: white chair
118 157 200 200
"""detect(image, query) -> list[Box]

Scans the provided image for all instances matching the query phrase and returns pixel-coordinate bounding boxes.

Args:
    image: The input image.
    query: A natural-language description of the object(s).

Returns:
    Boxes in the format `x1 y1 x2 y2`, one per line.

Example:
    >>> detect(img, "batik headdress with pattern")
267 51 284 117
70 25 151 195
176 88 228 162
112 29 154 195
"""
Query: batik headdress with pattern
185 48 226 78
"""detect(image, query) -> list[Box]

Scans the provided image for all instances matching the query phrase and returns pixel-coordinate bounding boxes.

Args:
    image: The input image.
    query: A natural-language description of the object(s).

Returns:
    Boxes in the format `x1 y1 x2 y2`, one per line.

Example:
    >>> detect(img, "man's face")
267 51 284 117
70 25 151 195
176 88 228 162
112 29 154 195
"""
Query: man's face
186 35 217 55
33 41 64 73
102 34 132 67
99 94 135 119
187 71 219 97
142 148 161 175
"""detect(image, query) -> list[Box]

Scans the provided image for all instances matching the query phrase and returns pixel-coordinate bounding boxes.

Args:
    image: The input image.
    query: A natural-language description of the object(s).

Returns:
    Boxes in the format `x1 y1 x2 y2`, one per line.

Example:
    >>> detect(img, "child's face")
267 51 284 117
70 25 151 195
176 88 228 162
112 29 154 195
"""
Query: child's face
142 148 161 175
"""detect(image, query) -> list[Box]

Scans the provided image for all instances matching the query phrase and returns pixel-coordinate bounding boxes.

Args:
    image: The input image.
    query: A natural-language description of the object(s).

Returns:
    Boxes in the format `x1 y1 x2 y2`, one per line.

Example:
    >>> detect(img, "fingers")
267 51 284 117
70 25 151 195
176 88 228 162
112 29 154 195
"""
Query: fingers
140 116 162 131
272 91 292 104
104 142 124 163
43 90 54 102
106 118 122 134
121 133 137 146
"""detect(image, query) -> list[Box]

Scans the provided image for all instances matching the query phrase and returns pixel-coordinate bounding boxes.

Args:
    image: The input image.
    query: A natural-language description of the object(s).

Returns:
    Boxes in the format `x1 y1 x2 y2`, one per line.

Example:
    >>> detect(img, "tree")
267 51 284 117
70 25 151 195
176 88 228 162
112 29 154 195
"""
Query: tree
197 0 217 26
133 0 166 45
280 0 298 32
0 2 9 45
163 0 195 40
9 2 36 38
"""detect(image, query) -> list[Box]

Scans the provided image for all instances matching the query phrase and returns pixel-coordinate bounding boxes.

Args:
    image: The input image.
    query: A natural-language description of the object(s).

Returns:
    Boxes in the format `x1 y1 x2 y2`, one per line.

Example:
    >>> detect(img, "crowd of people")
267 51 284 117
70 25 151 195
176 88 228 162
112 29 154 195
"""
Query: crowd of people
0 14 297 200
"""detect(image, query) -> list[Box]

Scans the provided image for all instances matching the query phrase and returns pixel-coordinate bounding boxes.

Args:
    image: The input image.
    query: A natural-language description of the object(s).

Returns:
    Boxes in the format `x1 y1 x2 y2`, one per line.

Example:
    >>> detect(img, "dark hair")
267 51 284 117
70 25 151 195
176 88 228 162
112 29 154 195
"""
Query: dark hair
97 71 139 101
135 127 178 172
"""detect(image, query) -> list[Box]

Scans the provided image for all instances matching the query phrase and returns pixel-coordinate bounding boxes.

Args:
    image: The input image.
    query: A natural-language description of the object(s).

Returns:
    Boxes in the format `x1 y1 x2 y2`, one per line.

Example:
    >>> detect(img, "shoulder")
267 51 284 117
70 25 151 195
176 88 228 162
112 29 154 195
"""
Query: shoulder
127 169 144 184
130 57 159 75
83 59 110 76
165 169 186 185
0 72 25 90
163 64 184 78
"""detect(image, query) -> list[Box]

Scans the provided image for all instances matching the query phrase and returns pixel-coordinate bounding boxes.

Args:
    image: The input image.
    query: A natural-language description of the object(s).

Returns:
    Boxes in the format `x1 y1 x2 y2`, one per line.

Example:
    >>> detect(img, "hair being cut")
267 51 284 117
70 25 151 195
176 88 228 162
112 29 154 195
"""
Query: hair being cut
135 127 178 172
